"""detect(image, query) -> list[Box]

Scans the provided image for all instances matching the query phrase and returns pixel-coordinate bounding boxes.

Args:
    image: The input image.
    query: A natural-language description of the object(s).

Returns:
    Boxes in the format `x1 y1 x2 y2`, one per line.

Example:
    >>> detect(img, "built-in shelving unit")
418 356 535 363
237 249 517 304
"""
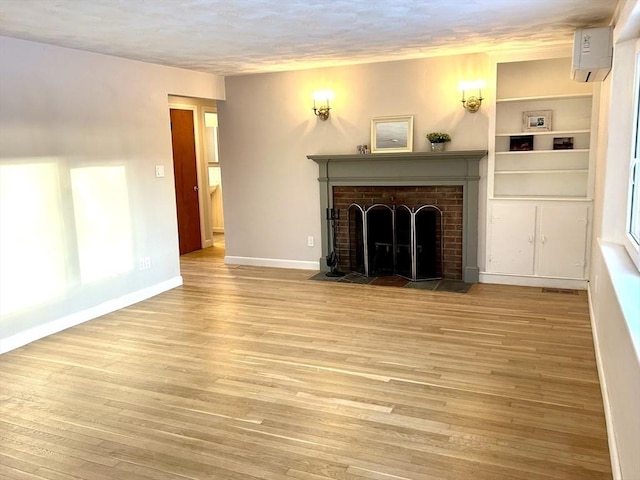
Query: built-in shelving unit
493 91 593 199
483 56 597 288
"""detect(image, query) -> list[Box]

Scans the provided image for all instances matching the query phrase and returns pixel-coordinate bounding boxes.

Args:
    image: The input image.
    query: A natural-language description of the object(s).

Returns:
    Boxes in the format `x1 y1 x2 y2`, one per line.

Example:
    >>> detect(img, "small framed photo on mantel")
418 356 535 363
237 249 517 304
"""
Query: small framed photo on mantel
522 110 552 132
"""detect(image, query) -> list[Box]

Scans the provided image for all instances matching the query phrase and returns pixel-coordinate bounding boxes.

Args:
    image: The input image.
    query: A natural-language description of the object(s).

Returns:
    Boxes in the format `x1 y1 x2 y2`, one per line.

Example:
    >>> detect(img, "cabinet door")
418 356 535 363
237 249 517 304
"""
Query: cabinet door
537 205 589 278
489 204 536 275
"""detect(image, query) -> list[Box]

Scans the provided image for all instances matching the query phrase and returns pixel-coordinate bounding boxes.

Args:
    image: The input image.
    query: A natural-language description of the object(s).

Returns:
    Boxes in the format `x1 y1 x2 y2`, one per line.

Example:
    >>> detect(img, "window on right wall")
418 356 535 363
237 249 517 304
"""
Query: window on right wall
626 50 640 270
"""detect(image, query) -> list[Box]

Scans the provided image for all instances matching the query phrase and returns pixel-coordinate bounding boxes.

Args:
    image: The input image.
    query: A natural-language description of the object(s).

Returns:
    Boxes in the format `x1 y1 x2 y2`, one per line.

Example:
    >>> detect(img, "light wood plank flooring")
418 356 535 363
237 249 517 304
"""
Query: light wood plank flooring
0 243 611 479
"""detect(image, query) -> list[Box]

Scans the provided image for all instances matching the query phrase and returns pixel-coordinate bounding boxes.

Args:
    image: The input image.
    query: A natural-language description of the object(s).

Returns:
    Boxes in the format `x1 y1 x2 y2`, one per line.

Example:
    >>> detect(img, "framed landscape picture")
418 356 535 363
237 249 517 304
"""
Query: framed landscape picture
371 116 414 153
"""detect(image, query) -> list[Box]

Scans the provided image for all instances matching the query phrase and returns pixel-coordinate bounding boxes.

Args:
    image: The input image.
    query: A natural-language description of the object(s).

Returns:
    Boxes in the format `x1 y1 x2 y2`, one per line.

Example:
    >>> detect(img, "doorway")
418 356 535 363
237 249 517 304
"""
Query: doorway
203 110 225 240
170 108 202 254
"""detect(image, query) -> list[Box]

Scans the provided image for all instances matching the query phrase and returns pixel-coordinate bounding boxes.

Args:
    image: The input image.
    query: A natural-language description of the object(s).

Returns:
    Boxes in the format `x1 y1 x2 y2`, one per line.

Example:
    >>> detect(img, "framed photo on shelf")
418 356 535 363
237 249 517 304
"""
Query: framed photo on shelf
553 137 574 150
509 135 534 151
522 110 552 132
371 115 414 153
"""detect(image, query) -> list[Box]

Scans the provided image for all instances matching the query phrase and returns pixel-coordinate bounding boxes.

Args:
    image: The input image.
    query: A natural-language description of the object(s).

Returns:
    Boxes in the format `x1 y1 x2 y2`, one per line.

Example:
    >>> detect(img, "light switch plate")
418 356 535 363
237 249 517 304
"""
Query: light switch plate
155 165 165 178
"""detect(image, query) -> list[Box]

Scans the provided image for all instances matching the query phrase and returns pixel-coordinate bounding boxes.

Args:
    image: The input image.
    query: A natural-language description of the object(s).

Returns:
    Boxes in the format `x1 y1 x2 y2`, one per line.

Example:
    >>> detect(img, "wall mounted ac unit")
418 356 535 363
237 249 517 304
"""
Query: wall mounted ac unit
571 26 613 82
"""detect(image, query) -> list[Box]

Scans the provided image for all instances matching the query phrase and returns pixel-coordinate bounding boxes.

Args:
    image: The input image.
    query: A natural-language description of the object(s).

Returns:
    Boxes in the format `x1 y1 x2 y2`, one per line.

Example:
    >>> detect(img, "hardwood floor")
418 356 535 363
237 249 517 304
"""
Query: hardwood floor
0 244 612 479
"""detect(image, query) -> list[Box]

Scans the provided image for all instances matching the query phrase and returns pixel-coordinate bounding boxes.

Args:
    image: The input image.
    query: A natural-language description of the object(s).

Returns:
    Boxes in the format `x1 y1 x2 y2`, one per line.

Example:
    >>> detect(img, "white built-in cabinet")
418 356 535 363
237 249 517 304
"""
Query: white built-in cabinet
484 56 596 288
489 203 589 279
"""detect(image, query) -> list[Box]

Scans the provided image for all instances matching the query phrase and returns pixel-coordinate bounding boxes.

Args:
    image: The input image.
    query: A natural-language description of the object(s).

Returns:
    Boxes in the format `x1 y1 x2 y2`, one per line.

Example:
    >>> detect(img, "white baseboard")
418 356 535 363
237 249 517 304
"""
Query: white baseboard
225 255 319 271
587 285 622 480
0 276 183 355
479 272 587 289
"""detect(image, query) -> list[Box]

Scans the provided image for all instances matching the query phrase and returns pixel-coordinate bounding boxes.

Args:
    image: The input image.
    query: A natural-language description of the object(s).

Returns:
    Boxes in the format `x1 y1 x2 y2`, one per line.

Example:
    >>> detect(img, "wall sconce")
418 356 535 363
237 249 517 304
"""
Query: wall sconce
459 80 485 113
312 90 333 121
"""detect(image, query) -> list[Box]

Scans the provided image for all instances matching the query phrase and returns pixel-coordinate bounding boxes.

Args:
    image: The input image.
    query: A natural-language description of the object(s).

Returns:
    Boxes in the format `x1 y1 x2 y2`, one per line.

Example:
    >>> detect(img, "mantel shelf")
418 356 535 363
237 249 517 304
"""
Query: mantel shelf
308 150 488 164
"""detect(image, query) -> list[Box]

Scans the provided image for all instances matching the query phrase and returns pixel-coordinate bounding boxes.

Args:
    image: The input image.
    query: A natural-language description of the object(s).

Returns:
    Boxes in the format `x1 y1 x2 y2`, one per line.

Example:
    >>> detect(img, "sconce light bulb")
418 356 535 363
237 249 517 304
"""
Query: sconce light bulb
312 90 333 121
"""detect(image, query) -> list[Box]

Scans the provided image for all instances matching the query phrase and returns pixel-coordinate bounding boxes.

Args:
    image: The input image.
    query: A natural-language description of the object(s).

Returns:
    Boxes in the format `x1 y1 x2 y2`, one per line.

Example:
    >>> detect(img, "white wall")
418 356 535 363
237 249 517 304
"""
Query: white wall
0 36 225 352
218 54 489 269
588 0 640 477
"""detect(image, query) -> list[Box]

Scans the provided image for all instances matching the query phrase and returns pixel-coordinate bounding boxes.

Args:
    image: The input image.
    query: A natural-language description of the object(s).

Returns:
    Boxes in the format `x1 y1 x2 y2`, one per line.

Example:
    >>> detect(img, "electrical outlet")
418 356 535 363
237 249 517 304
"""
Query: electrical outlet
139 257 152 270
307 236 314 247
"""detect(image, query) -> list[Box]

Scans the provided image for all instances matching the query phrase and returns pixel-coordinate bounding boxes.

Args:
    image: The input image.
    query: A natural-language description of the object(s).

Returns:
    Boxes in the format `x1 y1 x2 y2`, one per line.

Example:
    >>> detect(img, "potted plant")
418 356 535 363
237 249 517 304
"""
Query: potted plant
426 132 451 152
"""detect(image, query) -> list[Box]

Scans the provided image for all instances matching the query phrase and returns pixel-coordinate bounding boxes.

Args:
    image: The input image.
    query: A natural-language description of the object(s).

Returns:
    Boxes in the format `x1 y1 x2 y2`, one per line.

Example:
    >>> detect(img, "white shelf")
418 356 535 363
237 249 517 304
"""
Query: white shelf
495 149 589 155
495 129 590 137
495 169 589 175
492 195 592 203
496 93 593 103
491 196 593 201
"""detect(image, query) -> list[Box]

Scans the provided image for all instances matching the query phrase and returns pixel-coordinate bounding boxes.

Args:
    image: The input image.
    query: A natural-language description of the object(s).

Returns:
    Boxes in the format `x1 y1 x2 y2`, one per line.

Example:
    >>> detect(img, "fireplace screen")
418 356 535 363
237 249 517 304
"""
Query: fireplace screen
346 203 443 281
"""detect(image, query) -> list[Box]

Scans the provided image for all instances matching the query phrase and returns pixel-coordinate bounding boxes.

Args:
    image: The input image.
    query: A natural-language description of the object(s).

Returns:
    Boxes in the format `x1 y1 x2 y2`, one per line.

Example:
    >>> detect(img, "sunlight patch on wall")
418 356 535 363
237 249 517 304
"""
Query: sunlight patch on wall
0 161 67 317
70 166 133 284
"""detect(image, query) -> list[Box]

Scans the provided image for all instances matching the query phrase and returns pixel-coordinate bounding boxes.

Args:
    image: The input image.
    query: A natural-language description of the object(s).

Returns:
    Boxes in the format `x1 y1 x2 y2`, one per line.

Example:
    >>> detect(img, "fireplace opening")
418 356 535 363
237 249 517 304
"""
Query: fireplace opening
345 203 443 281
333 185 464 280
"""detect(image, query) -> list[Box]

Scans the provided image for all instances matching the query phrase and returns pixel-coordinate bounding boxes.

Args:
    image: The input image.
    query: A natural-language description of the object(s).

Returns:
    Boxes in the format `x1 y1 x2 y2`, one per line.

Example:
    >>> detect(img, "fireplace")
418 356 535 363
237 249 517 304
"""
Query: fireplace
335 186 461 279
308 151 486 283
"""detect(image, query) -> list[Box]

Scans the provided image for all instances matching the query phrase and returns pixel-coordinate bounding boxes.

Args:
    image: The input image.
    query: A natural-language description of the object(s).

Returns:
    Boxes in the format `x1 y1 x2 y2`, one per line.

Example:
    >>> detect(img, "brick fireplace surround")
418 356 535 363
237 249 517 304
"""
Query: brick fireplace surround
308 151 487 283
333 185 463 279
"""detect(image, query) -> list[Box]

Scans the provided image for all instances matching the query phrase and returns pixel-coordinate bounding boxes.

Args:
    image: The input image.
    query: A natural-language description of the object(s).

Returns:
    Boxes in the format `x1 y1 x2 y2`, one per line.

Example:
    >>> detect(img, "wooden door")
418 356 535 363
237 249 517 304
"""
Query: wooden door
170 108 201 254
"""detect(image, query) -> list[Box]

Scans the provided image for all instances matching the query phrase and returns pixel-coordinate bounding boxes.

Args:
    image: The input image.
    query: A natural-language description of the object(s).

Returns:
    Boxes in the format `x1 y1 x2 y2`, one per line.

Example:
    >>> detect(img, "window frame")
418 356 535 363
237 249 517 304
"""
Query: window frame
624 48 640 271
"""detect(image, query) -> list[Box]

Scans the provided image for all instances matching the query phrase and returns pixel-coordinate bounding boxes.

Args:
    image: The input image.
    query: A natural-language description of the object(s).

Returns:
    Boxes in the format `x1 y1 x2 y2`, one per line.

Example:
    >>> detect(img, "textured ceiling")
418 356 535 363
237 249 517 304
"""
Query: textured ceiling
0 0 618 76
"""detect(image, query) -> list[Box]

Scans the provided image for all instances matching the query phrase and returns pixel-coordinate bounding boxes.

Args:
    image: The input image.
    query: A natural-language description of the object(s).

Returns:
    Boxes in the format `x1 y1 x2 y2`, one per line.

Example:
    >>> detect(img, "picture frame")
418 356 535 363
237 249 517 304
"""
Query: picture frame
522 110 552 132
553 137 574 150
509 135 534 151
371 115 414 153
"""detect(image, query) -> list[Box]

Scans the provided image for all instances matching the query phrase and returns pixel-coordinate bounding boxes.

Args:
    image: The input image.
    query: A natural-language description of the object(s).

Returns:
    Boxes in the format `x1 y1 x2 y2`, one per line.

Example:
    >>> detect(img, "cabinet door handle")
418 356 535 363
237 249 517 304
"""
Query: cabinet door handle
540 234 547 244
528 235 534 243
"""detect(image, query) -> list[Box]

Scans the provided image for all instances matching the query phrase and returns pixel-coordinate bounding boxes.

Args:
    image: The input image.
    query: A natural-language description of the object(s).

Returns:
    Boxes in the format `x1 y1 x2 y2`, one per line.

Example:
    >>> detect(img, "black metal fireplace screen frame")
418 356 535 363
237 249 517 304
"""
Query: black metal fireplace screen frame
346 203 443 281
